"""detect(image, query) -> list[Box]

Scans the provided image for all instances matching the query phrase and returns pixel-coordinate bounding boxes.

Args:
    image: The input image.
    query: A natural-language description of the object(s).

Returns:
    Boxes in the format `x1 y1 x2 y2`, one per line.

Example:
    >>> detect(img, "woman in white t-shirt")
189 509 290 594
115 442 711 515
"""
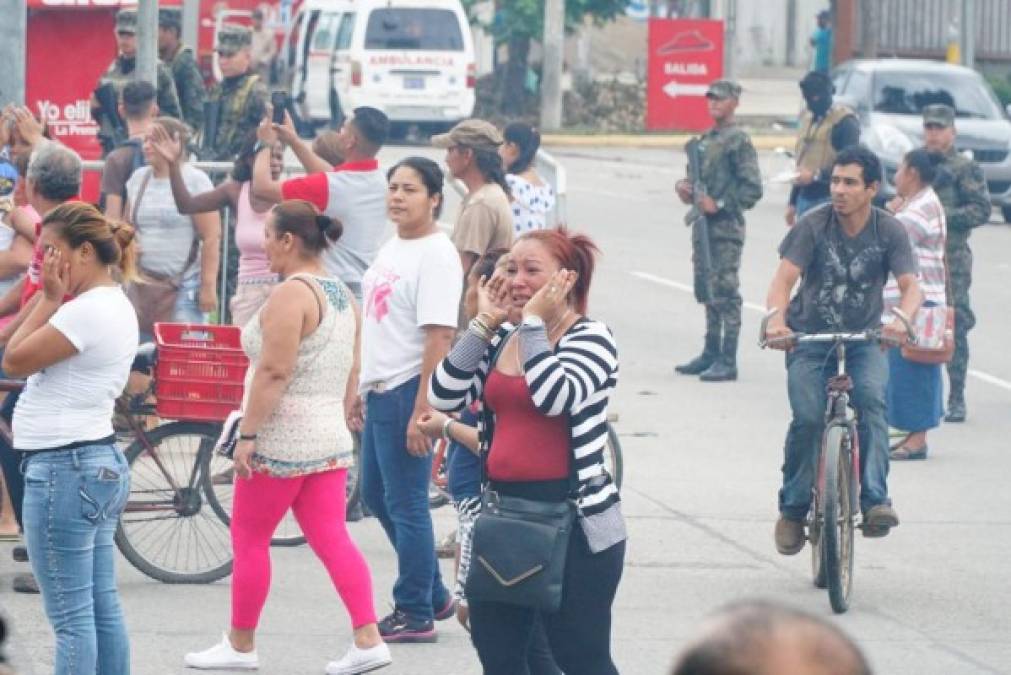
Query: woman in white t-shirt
500 123 555 233
125 118 220 335
2 201 139 675
356 157 463 641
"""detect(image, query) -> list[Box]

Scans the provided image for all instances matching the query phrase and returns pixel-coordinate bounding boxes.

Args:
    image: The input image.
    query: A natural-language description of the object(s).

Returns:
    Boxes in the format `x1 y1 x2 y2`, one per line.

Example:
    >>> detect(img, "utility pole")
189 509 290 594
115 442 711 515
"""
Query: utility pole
960 0 977 68
859 0 877 58
182 0 200 50
0 0 26 106
540 0 565 131
136 0 159 86
785 0 797 66
723 0 736 80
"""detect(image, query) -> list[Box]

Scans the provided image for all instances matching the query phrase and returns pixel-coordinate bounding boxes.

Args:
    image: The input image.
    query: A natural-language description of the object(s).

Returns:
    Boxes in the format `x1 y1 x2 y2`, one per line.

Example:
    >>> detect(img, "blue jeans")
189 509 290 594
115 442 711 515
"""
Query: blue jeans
22 445 131 675
778 341 891 521
360 376 449 621
795 191 830 218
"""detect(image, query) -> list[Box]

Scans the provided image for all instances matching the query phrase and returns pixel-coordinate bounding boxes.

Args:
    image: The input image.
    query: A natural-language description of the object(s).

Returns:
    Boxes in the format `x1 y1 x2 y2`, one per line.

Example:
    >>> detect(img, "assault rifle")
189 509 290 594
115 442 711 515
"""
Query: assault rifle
93 83 127 156
686 137 713 304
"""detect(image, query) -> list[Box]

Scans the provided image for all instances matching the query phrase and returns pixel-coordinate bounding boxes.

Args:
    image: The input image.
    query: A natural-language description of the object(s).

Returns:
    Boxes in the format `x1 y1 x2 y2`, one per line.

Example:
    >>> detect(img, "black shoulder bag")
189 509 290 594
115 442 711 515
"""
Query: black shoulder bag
464 329 577 613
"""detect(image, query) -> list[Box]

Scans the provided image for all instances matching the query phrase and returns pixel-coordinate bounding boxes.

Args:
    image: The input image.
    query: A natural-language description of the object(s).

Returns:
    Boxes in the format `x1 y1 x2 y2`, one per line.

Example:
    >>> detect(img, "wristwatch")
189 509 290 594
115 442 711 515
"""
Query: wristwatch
253 140 269 154
521 315 545 329
714 198 726 211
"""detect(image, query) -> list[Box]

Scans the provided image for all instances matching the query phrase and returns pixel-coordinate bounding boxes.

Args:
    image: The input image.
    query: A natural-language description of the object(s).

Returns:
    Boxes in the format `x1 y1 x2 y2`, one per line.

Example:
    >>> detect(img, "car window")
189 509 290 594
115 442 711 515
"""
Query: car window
336 13 356 51
311 12 339 52
845 70 871 104
364 8 463 51
873 71 1001 119
831 69 849 94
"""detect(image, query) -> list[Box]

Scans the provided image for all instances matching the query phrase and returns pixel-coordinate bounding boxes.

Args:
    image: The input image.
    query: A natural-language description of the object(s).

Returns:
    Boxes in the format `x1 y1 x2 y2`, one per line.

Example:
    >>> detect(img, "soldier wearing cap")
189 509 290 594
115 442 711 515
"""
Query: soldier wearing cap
787 71 860 222
202 23 268 162
433 119 514 325
918 103 990 422
674 79 763 382
158 7 206 133
92 8 182 155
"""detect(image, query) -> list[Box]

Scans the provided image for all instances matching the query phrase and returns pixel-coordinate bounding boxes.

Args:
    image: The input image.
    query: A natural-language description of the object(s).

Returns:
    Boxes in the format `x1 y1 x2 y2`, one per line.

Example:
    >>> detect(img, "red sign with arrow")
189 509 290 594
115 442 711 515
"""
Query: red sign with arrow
646 18 724 131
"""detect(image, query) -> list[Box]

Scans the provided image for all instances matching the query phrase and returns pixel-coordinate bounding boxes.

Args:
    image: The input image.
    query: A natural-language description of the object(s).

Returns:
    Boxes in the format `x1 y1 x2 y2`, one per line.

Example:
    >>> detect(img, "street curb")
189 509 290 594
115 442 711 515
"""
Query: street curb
541 134 795 150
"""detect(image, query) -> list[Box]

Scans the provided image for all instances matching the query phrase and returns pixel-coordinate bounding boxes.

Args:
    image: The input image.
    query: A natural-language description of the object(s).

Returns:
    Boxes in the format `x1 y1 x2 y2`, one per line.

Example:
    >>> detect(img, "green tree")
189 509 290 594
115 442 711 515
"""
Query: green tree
465 0 630 115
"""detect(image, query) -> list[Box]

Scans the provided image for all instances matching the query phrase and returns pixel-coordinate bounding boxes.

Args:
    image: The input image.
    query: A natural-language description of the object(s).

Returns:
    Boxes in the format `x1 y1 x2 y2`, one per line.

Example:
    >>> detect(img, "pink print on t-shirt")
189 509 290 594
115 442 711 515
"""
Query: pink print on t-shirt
365 269 399 322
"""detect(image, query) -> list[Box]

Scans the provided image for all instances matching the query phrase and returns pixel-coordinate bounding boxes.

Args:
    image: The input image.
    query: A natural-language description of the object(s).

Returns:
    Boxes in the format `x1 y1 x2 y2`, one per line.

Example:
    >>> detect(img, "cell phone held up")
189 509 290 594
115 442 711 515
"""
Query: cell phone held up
270 91 288 125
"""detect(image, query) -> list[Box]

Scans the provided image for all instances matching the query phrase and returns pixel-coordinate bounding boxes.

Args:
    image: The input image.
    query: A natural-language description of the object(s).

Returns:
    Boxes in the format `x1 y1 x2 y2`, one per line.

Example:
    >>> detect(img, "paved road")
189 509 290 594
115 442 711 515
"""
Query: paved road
3 144 1010 674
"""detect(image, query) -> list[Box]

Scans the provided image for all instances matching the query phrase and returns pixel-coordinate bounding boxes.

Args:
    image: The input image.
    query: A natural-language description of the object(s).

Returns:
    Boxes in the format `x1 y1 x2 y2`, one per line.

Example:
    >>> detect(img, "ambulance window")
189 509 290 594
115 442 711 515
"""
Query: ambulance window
364 8 463 51
336 13 356 51
312 13 340 52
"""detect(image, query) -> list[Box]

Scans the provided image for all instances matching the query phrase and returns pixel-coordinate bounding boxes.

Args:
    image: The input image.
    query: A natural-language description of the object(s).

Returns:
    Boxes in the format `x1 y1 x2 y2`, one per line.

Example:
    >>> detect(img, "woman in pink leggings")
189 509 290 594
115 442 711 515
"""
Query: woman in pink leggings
184 200 391 675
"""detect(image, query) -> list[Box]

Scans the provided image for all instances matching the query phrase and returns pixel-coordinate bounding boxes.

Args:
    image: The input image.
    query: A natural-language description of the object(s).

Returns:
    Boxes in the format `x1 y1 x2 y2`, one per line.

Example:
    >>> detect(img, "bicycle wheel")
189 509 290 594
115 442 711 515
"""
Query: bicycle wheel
822 425 855 613
206 432 365 547
810 488 828 589
605 423 624 490
114 421 233 584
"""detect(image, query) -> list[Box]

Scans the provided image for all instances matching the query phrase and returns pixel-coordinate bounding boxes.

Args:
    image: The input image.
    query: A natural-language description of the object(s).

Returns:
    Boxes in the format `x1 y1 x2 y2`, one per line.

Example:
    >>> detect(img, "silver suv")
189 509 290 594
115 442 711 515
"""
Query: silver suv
832 59 1011 223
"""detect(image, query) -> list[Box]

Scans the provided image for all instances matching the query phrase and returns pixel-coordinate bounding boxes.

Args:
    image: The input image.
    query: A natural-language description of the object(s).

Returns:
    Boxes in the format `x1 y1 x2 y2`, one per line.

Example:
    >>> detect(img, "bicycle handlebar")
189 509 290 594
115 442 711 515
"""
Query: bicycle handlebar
758 308 917 349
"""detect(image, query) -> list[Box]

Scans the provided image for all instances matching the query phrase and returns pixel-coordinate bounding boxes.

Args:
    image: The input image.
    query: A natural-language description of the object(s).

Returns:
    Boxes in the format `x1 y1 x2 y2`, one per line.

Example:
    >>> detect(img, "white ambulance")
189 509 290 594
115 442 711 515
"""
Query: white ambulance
285 0 476 130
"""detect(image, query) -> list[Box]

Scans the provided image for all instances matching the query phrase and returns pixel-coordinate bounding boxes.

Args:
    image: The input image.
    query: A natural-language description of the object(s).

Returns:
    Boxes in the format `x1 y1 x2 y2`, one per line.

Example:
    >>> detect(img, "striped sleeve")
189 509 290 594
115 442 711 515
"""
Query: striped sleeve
429 325 509 412
519 320 618 417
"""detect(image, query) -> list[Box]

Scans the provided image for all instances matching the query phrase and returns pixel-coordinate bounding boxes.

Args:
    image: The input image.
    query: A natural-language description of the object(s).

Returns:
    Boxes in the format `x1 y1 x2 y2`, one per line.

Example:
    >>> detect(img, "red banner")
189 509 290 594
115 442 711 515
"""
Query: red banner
646 18 724 132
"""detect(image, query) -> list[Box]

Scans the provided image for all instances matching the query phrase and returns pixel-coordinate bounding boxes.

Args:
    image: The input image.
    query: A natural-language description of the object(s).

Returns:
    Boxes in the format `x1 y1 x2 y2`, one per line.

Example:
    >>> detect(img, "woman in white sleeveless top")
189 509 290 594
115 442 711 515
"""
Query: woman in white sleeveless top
185 200 391 675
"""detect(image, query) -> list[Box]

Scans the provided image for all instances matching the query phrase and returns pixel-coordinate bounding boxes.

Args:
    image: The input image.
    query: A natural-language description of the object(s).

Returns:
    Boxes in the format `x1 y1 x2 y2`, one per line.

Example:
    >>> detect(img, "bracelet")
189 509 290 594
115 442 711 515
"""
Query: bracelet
476 312 501 331
441 417 455 442
239 433 258 441
469 318 493 342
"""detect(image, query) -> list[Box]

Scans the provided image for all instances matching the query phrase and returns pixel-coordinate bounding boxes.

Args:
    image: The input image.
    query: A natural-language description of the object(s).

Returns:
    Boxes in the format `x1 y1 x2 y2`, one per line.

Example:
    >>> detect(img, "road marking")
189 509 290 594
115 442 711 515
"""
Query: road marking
631 270 1011 392
629 271 766 313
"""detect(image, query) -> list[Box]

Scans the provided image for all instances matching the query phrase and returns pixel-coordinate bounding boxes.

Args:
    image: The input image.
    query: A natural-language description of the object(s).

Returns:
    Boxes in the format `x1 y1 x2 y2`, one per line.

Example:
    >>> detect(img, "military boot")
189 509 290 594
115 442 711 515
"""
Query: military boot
675 335 720 375
700 334 738 382
944 391 966 423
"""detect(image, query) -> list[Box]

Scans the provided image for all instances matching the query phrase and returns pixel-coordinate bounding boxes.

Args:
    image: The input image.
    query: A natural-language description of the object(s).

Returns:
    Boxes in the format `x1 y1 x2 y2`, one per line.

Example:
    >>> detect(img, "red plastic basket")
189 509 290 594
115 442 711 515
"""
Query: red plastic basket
153 323 249 422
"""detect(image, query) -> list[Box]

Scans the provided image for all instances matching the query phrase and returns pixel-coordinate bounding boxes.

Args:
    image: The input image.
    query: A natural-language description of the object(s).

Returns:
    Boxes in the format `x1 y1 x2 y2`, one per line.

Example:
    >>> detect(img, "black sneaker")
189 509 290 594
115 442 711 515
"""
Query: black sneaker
12 545 28 563
378 609 436 643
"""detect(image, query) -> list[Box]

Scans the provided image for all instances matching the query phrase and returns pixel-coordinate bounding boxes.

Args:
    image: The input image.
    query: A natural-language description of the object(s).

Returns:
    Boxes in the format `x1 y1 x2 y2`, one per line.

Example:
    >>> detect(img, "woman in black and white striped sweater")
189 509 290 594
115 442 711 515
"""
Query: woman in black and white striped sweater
429 229 624 675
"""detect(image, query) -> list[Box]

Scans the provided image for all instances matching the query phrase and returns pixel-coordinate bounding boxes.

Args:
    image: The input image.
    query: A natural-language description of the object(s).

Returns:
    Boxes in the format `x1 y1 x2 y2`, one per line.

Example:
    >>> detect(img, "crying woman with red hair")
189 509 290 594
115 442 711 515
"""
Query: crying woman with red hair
429 227 624 675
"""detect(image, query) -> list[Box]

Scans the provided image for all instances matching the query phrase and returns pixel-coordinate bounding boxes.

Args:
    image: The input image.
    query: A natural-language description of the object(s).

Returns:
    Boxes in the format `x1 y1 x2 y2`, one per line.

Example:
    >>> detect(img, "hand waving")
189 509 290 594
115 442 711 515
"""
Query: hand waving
148 124 183 165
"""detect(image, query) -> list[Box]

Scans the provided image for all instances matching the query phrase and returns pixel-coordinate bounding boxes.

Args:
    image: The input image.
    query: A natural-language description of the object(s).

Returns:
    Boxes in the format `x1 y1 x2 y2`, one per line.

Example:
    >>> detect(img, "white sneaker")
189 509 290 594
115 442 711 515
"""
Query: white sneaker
325 642 392 675
184 633 259 670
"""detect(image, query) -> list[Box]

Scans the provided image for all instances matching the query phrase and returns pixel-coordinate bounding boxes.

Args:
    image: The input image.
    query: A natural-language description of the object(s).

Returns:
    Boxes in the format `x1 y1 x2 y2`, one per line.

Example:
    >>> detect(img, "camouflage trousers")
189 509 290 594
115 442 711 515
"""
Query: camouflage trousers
946 245 976 399
693 237 743 343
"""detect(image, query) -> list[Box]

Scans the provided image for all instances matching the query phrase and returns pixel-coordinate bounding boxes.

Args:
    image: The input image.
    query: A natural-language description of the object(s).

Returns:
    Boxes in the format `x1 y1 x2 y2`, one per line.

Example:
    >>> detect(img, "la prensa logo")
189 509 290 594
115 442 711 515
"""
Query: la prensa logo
35 99 99 137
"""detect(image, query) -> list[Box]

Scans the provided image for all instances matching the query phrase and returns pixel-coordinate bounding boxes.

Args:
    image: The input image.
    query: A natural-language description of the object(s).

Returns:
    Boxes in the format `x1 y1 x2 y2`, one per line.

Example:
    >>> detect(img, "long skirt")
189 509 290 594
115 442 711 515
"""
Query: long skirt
886 347 944 432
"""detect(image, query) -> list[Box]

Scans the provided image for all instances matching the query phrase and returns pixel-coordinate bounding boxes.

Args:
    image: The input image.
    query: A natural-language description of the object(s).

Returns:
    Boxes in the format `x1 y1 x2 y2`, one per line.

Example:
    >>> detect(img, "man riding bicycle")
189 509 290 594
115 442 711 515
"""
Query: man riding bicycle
764 145 923 555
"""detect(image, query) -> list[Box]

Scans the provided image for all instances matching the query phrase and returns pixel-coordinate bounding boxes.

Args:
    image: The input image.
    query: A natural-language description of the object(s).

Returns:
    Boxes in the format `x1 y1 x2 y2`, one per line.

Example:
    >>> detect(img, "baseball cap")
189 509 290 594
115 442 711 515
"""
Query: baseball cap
431 119 504 152
216 24 252 56
706 79 742 100
922 103 955 128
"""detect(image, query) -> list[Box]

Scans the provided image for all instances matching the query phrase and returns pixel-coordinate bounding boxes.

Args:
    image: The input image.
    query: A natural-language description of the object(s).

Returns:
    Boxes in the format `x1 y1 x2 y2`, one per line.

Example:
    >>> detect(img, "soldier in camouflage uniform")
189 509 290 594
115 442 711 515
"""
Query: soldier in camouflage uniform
921 104 991 422
158 7 206 133
92 9 182 155
201 24 268 163
674 80 764 381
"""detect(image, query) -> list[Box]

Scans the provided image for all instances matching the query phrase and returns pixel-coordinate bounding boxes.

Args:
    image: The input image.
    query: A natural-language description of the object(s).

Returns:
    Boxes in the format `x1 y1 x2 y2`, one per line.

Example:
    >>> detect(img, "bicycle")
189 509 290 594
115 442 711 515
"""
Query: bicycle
759 308 913 614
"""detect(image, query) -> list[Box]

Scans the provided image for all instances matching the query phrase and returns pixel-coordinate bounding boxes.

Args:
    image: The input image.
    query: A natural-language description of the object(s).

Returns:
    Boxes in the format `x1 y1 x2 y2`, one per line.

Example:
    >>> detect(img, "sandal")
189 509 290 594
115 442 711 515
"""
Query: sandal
889 432 912 451
890 444 928 461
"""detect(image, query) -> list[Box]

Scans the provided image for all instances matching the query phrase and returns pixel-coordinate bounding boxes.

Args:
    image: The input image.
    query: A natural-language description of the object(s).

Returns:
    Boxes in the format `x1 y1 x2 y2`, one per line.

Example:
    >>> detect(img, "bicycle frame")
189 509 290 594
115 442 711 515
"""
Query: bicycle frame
814 340 862 521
